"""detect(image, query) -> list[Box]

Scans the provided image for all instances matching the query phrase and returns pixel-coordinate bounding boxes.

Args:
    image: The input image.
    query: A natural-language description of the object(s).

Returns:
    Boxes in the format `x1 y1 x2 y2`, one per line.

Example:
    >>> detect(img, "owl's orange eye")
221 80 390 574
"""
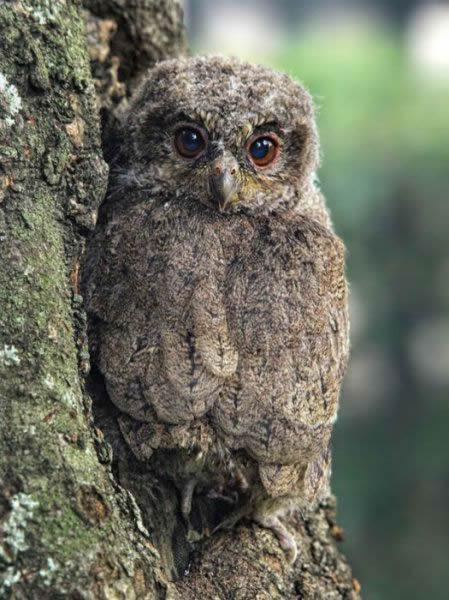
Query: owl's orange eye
247 134 280 168
174 126 206 158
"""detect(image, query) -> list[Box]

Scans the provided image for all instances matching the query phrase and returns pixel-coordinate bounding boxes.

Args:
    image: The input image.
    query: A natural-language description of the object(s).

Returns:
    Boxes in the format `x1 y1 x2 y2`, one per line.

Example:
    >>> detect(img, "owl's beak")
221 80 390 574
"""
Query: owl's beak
209 154 239 212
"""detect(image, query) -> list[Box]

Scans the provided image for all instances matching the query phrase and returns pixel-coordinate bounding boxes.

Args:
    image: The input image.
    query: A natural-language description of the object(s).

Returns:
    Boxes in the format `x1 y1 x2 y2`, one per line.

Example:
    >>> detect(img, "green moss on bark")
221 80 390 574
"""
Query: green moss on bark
0 2 160 596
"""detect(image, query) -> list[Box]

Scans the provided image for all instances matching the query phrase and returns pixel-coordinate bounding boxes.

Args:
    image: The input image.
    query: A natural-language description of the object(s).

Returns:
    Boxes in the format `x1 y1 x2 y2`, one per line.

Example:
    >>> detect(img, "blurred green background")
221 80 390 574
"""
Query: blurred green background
184 1 449 598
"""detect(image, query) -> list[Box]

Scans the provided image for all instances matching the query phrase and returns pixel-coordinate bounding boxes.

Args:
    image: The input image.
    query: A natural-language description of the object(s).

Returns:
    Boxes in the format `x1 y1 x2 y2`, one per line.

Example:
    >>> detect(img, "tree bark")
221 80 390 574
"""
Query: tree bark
0 1 360 597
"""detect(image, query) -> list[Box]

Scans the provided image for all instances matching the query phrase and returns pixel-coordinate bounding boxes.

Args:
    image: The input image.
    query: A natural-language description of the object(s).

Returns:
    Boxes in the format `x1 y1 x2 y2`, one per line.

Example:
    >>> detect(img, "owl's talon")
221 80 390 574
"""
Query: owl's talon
254 513 298 564
278 530 298 564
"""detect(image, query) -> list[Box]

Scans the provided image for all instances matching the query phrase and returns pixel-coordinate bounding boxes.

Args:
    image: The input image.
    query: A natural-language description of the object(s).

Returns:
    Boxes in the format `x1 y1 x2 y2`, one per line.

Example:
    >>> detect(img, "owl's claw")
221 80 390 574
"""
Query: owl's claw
254 513 298 564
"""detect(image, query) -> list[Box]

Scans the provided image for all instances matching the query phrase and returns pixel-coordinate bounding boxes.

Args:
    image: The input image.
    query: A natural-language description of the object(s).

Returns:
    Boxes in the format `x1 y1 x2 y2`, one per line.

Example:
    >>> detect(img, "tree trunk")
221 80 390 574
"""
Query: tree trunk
0 1 360 597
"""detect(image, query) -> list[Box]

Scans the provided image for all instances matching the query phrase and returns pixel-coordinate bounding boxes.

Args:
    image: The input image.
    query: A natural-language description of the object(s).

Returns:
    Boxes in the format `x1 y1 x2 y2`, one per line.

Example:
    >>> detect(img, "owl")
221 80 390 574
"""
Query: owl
84 55 349 563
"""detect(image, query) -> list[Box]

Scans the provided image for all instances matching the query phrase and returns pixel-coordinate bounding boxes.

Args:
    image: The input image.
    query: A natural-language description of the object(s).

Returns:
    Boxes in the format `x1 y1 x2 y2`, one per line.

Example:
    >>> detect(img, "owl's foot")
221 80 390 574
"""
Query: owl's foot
254 513 298 564
181 478 197 520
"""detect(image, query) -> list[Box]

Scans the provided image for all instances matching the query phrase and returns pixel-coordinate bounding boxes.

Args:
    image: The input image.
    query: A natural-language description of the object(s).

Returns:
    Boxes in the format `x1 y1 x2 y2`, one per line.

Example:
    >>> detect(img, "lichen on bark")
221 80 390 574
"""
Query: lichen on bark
0 1 163 597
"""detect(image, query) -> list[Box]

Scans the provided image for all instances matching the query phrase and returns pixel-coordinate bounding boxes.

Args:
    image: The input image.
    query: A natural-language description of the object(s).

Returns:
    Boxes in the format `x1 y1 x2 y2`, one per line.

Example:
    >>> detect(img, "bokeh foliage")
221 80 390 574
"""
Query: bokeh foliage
275 26 449 600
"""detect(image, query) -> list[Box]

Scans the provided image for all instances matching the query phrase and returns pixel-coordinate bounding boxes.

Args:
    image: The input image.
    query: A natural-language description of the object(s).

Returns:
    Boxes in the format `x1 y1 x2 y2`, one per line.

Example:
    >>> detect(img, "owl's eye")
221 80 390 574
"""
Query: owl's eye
174 126 206 158
247 134 280 168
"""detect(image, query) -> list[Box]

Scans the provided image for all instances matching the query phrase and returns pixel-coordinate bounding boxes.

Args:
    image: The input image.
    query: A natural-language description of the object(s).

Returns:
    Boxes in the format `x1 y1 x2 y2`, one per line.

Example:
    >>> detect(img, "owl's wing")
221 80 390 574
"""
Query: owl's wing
84 201 238 427
149 220 238 423
190 278 239 379
259 440 332 501
213 215 349 485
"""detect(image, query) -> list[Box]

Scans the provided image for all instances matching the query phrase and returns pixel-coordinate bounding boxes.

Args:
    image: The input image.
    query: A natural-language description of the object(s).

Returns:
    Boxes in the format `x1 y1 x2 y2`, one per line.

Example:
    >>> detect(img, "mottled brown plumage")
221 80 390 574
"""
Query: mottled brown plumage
84 55 349 563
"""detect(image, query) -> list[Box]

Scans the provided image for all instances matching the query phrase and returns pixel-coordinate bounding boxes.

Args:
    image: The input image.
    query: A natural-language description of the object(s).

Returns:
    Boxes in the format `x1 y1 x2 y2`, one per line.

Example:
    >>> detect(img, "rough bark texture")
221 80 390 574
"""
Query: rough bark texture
0 1 360 597
83 0 187 147
176 498 360 599
0 1 172 597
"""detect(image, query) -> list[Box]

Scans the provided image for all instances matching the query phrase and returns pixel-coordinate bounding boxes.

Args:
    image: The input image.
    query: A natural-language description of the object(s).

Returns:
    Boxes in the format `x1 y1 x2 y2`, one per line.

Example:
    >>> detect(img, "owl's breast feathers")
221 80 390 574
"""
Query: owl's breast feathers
87 203 348 494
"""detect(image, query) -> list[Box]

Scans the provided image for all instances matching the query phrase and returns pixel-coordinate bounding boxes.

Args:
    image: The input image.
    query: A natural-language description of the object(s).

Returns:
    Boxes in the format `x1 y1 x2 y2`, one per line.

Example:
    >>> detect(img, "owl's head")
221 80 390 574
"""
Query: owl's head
116 56 320 215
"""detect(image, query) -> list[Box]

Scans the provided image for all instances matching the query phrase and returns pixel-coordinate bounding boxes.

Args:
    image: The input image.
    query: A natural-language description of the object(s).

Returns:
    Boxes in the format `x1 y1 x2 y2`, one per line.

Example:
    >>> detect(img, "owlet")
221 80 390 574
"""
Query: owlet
84 55 349 563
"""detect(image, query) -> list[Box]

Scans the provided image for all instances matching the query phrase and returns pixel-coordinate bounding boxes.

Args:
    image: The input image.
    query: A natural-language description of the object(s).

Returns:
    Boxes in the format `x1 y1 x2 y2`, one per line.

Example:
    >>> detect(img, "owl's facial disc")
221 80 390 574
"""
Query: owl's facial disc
172 119 283 212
